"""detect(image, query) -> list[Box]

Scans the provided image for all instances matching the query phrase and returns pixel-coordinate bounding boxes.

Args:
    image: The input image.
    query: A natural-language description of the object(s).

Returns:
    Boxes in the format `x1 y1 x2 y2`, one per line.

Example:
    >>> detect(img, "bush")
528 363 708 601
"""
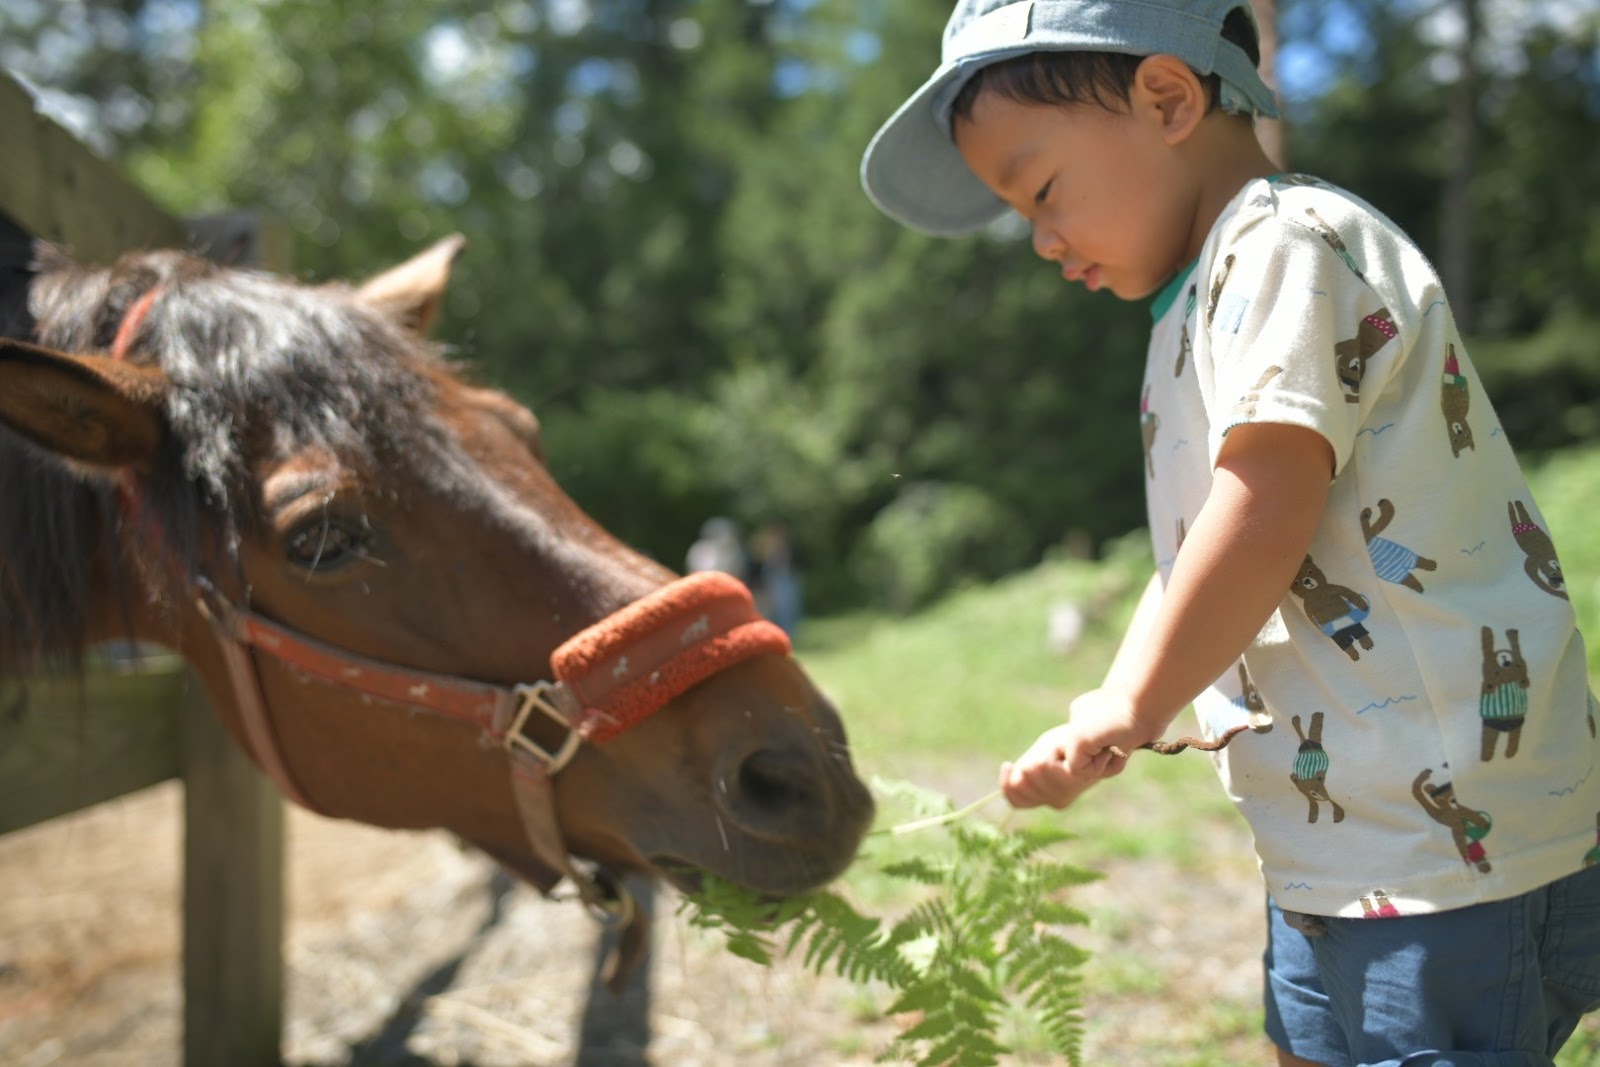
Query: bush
853 481 1033 612
1470 313 1600 455
539 389 727 572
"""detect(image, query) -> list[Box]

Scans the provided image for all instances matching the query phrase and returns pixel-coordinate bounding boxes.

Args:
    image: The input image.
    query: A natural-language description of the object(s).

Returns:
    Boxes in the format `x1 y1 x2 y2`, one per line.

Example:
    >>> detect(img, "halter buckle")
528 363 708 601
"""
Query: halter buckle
506 681 582 774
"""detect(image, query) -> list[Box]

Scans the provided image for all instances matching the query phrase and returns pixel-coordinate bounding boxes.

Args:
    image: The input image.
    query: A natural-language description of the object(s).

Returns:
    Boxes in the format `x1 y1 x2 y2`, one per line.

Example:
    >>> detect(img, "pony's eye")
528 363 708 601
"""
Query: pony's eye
285 517 369 571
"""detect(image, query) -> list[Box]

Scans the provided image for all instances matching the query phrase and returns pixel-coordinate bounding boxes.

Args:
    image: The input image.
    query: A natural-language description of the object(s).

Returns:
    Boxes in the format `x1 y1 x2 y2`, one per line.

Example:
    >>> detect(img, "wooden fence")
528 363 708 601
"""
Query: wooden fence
0 71 287 1067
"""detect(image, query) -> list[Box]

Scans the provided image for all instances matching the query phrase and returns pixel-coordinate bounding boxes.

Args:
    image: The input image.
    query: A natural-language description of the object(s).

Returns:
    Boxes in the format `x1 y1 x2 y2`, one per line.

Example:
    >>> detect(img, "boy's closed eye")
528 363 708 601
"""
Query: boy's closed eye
1033 178 1055 206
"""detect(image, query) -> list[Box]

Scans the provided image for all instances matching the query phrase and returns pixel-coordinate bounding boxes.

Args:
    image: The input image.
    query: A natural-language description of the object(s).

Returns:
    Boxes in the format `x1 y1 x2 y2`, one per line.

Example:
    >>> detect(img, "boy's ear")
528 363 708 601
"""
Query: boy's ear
1130 54 1208 145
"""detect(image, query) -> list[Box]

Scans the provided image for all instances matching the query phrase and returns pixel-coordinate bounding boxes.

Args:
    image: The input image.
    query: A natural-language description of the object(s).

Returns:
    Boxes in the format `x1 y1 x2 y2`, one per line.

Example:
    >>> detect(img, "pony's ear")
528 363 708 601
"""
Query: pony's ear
353 232 466 335
0 338 167 472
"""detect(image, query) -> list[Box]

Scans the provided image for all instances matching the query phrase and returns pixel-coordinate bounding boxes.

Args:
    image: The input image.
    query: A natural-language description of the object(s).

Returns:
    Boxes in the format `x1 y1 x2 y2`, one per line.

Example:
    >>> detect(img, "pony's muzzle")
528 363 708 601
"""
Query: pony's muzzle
718 741 833 843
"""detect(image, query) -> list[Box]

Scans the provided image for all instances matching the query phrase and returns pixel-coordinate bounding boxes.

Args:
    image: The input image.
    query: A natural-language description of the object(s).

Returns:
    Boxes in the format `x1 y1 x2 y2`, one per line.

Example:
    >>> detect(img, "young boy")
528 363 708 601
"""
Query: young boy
861 2 1600 1063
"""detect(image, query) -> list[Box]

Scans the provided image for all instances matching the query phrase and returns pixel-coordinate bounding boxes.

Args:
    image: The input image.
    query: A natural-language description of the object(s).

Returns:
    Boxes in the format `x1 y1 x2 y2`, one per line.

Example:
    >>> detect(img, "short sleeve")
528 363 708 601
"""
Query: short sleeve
1196 211 1404 475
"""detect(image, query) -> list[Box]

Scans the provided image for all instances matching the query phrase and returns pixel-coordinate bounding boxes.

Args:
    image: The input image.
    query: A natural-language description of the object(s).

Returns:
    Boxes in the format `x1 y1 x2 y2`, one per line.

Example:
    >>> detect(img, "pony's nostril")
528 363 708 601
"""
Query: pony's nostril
735 749 817 814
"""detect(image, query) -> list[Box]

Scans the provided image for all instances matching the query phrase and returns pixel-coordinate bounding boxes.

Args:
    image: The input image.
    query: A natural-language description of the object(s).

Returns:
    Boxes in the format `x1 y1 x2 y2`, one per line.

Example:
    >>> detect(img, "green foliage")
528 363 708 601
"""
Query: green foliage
1469 25 1600 334
1470 314 1600 455
9 0 1599 612
538 388 726 573
1556 1015 1600 1067
854 482 1033 612
690 359 890 603
681 778 1099 1067
1283 1 1449 267
1527 446 1600 678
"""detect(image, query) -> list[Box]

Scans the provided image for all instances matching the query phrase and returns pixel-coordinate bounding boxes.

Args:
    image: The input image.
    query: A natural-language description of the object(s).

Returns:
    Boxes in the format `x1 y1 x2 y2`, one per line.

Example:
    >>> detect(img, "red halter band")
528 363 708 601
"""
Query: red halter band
111 287 162 361
199 569 791 759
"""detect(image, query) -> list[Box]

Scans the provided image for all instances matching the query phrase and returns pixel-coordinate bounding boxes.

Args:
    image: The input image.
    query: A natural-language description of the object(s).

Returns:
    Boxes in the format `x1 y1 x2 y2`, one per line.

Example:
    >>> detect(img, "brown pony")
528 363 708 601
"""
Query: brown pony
0 236 873 982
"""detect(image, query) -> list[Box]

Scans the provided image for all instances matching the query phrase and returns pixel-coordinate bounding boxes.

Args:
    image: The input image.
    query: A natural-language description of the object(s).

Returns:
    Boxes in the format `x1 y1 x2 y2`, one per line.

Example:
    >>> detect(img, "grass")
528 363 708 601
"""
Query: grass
797 535 1260 1063
1557 1014 1600 1067
797 535 1143 761
800 528 1252 872
1529 446 1600 675
789 445 1600 1064
1542 447 1600 1067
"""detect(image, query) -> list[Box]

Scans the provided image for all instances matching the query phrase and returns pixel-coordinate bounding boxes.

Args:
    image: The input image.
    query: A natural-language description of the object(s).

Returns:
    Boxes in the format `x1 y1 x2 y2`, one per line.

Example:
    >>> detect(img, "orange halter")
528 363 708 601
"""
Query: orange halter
106 285 791 983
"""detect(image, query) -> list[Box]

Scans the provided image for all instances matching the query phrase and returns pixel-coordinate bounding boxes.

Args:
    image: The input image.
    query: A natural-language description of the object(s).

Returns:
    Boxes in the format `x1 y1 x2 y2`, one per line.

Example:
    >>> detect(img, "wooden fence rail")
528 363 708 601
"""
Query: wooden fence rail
0 71 286 1067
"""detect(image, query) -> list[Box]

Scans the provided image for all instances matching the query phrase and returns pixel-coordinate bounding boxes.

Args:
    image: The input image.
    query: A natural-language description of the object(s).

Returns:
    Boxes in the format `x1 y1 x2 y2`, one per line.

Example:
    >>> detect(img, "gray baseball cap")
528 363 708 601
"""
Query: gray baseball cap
860 0 1280 237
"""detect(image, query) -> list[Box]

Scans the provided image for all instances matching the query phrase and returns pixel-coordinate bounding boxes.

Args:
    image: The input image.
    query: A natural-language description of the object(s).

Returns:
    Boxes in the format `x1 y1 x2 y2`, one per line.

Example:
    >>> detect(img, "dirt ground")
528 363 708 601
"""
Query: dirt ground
0 774 1270 1066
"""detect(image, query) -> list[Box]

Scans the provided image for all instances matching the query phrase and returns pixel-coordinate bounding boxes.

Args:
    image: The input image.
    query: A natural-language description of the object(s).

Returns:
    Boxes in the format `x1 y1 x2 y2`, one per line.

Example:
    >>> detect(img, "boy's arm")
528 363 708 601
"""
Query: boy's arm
1001 422 1334 809
1121 420 1334 733
1102 570 1164 695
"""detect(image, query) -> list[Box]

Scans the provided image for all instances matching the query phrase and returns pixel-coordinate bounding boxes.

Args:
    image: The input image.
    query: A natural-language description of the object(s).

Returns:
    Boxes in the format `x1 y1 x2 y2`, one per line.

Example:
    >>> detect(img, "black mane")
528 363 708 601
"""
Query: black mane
1 245 455 672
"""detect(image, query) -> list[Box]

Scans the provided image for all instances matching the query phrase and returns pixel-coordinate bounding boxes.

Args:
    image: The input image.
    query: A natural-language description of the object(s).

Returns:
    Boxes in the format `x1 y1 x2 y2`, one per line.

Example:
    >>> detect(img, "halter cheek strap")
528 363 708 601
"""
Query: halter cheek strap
195 570 791 773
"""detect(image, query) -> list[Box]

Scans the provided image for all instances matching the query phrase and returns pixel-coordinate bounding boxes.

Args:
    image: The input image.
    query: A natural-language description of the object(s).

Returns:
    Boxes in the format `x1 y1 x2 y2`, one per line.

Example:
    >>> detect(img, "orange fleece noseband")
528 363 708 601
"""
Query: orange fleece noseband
553 571 792 743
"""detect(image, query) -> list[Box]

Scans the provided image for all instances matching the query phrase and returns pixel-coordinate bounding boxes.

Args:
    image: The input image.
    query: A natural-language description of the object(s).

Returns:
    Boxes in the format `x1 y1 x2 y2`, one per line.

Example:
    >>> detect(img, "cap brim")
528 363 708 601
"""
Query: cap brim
860 63 1013 238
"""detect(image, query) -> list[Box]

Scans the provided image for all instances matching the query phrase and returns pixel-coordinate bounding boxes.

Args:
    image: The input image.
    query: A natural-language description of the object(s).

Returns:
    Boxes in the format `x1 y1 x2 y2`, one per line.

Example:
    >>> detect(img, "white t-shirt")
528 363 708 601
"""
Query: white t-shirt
1143 173 1599 918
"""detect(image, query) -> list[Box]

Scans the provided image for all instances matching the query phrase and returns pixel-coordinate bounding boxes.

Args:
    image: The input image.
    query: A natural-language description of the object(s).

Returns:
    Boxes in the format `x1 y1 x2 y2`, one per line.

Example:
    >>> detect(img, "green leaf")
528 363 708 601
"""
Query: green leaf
680 775 1095 1065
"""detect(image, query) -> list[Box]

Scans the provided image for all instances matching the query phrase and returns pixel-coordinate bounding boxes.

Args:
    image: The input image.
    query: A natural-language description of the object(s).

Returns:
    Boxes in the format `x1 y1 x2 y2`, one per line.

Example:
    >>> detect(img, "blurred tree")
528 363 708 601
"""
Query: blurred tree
1283 0 1600 456
703 0 1151 607
1252 0 1287 167
0 0 179 158
6 0 1596 609
1440 0 1480 332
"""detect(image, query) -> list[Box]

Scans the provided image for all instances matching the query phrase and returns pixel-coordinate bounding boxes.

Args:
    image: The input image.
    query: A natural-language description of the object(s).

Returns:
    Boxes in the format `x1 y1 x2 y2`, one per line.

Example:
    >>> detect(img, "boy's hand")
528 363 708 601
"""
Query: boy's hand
999 689 1153 809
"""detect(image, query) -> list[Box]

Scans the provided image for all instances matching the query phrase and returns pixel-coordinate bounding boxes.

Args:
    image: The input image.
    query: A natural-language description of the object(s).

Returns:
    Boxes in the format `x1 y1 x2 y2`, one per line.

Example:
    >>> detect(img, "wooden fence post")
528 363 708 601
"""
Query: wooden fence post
180 213 292 1067
181 671 285 1067
2 73 292 1065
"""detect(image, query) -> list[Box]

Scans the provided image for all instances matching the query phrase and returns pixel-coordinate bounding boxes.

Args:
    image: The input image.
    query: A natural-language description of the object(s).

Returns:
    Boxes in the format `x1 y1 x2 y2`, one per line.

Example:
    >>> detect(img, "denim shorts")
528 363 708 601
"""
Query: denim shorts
1264 864 1600 1067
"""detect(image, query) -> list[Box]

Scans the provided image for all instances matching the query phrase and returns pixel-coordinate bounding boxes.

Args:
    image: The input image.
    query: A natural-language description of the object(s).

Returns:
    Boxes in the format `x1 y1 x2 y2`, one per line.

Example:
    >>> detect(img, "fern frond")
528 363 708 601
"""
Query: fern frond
1021 857 1103 893
946 960 1005 1005
894 898 958 943
948 817 1005 848
1009 822 1077 853
778 890 923 987
1027 900 1093 928
880 857 955 885
680 776 1100 1066
920 1028 1006 1067
870 775 966 818
884 975 949 1018
1005 933 1088 1059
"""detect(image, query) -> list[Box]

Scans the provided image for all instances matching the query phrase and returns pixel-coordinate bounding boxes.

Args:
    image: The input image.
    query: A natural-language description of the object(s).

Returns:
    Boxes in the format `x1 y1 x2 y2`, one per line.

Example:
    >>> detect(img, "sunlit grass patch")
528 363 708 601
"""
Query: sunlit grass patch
1556 1012 1600 1066
800 532 1150 766
1529 446 1600 677
787 446 1600 1066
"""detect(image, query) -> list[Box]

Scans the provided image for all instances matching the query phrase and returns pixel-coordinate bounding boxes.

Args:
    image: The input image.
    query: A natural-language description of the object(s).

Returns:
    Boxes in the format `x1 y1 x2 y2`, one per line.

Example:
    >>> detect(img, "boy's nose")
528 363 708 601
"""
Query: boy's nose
1031 222 1066 263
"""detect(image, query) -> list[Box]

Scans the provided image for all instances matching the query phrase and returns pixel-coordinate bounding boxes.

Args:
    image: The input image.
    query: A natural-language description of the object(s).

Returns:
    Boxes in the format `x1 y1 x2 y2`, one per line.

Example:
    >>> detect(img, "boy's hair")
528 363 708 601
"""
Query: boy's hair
950 6 1261 123
861 0 1279 235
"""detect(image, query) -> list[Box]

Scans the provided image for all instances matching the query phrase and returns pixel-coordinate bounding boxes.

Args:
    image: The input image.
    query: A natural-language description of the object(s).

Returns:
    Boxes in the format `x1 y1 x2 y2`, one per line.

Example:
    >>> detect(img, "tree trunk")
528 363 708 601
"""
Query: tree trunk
1252 0 1288 168
1441 0 1480 333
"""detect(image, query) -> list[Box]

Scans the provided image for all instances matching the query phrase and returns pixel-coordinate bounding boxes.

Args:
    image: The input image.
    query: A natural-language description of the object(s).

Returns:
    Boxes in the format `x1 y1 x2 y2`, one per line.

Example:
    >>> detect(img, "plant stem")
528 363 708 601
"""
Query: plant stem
878 789 1003 836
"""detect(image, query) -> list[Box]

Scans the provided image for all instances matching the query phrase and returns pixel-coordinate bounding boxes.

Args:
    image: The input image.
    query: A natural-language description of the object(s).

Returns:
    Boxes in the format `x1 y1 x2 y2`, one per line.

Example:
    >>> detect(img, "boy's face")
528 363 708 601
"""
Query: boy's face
953 85 1200 301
